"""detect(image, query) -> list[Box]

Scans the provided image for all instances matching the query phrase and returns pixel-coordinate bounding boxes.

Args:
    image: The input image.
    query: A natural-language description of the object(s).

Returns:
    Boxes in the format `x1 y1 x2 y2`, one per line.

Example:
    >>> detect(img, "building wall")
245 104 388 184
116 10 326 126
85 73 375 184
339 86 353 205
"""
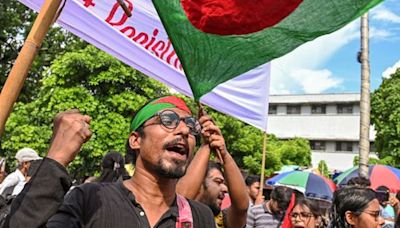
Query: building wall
267 94 376 171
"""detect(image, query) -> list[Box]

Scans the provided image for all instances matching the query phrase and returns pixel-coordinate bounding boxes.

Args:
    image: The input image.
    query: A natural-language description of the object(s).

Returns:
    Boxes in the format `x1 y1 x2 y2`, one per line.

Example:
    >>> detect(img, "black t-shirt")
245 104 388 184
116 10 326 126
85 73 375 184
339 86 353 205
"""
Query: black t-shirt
4 158 215 228
48 182 215 228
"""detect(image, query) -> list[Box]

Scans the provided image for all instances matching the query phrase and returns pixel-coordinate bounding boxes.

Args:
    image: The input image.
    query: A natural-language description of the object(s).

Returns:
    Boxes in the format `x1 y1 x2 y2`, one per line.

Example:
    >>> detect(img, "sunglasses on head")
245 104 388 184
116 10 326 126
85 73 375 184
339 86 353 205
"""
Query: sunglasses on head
143 110 201 136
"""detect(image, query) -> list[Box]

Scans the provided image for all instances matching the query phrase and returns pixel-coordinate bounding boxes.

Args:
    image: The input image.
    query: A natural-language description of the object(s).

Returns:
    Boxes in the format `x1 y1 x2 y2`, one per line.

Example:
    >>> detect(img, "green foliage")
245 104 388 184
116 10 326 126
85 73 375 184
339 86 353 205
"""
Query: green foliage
278 137 311 166
317 160 330 178
1 46 169 176
371 68 400 168
242 135 311 176
0 1 87 102
352 156 385 166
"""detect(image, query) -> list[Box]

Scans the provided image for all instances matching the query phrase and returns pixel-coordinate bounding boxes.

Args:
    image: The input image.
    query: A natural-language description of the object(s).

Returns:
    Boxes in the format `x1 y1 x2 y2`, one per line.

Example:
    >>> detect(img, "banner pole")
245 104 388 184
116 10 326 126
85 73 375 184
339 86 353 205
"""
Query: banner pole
0 0 62 135
258 132 268 197
197 102 224 164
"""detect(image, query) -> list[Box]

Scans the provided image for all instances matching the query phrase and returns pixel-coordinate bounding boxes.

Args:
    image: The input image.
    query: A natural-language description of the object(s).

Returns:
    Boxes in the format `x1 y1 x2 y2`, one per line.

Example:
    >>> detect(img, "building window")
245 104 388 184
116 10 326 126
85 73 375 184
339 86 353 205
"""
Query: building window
287 105 301 114
311 105 326 114
268 105 277 115
310 141 326 151
336 141 353 152
370 142 376 152
337 104 353 114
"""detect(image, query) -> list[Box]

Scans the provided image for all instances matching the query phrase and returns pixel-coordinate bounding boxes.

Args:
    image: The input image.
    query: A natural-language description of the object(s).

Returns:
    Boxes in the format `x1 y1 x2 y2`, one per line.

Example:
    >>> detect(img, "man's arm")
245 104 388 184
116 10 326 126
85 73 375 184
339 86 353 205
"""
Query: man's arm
176 144 210 198
176 114 214 199
219 148 248 228
178 112 249 227
4 158 72 228
4 110 92 228
201 122 249 227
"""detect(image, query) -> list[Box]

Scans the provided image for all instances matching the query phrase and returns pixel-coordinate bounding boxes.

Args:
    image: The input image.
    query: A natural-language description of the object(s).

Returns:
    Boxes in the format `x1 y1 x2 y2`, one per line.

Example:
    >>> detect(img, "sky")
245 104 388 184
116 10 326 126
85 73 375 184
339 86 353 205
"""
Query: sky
270 0 400 95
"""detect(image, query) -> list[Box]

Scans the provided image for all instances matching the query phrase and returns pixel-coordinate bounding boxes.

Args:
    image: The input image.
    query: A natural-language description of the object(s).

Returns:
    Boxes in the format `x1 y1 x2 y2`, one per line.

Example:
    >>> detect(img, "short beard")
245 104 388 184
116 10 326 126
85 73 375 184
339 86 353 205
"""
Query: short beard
155 158 188 179
199 186 221 216
209 204 221 216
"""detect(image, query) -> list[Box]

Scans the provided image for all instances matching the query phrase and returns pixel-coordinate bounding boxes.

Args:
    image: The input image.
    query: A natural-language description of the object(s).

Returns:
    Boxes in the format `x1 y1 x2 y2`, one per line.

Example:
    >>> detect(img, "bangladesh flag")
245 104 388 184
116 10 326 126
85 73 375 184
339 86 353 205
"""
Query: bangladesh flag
152 0 383 100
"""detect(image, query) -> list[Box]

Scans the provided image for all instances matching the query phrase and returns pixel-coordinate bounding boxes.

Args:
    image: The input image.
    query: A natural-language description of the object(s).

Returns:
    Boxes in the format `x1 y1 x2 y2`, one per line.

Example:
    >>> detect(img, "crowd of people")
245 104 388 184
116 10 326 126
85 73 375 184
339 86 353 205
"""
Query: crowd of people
0 95 399 228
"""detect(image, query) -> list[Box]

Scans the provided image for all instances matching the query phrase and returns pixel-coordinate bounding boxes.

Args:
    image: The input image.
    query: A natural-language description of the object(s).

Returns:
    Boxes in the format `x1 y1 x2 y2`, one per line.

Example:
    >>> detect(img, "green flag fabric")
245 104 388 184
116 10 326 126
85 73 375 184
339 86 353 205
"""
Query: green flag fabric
152 0 383 100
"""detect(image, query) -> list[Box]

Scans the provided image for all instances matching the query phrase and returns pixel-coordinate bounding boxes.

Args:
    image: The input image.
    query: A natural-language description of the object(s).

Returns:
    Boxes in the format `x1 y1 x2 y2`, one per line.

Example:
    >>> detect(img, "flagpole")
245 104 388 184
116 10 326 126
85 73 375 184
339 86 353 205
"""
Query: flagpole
258 131 268 198
0 0 63 135
358 13 370 178
197 102 224 164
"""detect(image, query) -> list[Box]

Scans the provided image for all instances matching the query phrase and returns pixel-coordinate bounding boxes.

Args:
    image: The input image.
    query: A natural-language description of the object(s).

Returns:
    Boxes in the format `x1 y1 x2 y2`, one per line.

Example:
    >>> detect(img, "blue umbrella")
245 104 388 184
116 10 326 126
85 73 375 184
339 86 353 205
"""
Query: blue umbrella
266 171 335 201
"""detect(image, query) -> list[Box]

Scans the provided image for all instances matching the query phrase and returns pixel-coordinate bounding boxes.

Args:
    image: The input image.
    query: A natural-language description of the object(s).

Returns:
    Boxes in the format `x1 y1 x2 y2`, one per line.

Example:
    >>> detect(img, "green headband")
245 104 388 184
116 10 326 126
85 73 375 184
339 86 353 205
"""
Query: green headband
130 96 191 132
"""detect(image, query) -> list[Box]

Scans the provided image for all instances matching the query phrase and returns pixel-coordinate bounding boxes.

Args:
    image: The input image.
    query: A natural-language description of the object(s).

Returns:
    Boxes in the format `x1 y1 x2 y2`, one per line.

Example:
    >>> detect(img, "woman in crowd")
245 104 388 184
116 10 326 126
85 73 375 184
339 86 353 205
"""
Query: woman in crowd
97 151 129 182
290 197 322 228
330 187 385 228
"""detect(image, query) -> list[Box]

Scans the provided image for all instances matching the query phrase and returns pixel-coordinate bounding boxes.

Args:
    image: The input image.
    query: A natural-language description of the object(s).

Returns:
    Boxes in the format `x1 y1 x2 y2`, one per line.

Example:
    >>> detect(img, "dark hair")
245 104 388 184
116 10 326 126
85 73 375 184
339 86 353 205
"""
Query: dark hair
125 135 141 166
125 97 161 165
97 151 128 182
206 161 223 177
245 175 260 186
202 161 224 188
270 186 293 211
347 176 371 188
292 197 321 218
331 187 377 228
376 185 389 192
124 149 135 164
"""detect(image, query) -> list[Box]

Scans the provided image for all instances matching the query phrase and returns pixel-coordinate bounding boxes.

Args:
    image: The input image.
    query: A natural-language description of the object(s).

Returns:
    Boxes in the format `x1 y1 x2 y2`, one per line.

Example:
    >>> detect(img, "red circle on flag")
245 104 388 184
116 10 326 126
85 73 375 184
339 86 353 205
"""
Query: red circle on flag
181 0 303 35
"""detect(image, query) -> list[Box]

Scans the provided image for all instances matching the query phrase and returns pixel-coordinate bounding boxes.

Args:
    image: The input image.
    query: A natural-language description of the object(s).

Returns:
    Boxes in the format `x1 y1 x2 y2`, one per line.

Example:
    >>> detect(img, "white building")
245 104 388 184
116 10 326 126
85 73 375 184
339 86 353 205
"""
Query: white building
266 93 376 171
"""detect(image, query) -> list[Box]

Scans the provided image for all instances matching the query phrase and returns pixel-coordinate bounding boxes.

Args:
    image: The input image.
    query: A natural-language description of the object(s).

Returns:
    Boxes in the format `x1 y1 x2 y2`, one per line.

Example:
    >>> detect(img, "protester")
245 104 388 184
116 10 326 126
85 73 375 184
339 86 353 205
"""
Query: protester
4 96 216 227
376 185 396 222
245 175 261 207
11 159 42 196
97 151 129 182
246 186 294 227
176 109 248 228
0 148 41 197
289 197 322 228
330 187 385 228
194 161 248 228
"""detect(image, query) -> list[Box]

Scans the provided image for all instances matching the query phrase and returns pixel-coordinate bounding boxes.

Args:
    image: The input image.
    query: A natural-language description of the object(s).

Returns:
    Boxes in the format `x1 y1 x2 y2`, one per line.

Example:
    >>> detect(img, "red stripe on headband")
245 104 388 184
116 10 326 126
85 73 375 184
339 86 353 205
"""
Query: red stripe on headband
154 96 191 114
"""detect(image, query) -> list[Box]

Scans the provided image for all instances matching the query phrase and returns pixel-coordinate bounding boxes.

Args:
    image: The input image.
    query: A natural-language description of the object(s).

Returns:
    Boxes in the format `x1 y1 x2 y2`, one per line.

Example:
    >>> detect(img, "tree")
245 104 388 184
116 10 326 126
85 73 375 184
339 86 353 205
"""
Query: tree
317 160 330 178
242 134 283 177
1 45 169 178
242 135 311 176
353 156 384 166
371 68 400 168
278 137 311 166
1 1 87 102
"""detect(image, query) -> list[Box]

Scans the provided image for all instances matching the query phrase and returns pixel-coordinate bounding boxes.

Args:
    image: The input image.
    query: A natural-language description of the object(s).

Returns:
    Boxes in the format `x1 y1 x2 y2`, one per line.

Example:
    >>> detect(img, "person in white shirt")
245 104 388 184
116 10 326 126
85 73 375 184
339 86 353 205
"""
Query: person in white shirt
0 148 42 196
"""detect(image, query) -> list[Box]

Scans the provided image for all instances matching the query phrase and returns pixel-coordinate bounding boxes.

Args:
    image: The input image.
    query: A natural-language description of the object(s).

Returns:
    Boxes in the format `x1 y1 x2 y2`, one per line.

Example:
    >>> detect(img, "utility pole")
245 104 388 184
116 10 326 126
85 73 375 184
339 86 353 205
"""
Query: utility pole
358 13 370 178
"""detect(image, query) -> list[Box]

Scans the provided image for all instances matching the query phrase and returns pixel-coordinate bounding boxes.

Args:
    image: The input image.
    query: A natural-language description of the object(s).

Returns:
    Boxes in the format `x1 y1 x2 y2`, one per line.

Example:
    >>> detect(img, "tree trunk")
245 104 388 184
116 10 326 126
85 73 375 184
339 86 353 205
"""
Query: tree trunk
358 13 370 178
